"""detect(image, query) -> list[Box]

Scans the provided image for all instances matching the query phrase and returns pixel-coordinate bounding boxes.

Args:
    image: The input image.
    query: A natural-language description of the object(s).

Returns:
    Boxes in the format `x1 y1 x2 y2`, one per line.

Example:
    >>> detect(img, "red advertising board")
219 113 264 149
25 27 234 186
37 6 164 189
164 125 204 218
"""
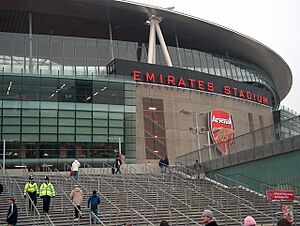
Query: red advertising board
208 110 234 155
266 190 295 201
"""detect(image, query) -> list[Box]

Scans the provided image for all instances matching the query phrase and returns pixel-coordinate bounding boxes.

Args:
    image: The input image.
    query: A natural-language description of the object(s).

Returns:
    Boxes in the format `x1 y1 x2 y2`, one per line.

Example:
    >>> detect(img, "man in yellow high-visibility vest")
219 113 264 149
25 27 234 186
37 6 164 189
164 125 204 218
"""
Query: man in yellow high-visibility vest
23 176 39 211
39 176 56 213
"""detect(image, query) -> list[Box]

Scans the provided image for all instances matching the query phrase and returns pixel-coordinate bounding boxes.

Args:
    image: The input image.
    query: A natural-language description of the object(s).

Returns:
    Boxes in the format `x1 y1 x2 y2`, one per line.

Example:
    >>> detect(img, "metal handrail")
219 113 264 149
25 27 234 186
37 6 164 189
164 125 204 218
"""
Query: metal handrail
44 213 55 226
175 162 253 205
157 184 192 209
171 207 201 225
90 211 105 226
131 208 155 226
208 205 243 225
171 173 223 207
80 168 120 193
240 203 276 220
126 189 157 212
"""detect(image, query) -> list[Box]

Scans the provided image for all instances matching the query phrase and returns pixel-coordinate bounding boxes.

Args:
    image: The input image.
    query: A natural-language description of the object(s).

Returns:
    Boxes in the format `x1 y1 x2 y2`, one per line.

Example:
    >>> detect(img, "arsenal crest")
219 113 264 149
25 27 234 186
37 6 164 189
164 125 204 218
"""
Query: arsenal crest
209 110 234 155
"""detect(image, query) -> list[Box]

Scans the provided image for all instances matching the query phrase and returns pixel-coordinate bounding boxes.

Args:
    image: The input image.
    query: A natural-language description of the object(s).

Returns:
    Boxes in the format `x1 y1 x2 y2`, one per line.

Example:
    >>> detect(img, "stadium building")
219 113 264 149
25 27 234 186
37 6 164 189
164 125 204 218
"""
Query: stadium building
0 0 292 168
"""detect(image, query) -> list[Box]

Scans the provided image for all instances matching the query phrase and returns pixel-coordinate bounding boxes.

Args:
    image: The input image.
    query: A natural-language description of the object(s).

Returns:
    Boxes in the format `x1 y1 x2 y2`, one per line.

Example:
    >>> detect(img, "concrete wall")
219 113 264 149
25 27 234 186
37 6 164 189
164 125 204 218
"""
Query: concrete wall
136 84 273 164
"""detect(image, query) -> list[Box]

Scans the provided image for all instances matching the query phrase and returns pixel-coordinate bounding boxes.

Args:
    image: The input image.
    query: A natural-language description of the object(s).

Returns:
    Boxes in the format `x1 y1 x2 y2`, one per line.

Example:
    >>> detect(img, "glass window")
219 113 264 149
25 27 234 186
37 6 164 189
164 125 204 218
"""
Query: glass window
199 53 208 73
3 118 20 125
185 49 194 70
76 135 91 142
59 110 75 118
206 54 215 75
63 37 75 76
92 135 107 142
109 128 124 135
109 120 124 127
22 118 39 125
41 118 57 125
3 109 21 117
93 127 108 134
59 126 75 133
76 127 91 134
22 109 39 117
58 134 75 142
109 112 124 120
212 56 221 76
41 110 57 117
40 126 57 133
59 118 75 126
76 119 92 126
22 126 39 133
76 111 91 118
93 119 107 127
22 134 39 142
40 134 57 142
3 126 20 133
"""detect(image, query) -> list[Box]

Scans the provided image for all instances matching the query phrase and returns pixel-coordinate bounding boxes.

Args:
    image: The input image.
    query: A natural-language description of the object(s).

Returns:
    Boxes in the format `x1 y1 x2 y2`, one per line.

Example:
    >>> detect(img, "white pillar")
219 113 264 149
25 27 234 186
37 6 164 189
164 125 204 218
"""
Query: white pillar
118 137 122 155
147 18 156 64
207 131 212 160
195 114 201 162
2 140 5 173
155 23 173 66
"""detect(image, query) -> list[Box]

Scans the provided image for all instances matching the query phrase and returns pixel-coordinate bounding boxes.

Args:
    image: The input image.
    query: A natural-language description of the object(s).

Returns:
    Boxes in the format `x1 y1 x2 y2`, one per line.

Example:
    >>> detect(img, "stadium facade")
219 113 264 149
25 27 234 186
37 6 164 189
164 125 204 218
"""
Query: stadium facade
0 0 292 168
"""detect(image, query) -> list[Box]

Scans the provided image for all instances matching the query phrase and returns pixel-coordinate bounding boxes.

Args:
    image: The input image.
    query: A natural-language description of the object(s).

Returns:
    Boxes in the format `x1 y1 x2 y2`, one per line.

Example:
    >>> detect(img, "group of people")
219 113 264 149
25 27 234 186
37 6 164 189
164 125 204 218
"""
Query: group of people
198 210 293 226
69 184 101 223
24 175 56 214
5 175 55 226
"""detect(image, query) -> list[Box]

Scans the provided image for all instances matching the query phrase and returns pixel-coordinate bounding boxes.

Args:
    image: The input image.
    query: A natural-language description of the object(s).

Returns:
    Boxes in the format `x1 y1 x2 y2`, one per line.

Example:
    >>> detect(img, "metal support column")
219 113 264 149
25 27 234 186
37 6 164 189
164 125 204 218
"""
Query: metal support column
147 18 156 64
155 23 173 66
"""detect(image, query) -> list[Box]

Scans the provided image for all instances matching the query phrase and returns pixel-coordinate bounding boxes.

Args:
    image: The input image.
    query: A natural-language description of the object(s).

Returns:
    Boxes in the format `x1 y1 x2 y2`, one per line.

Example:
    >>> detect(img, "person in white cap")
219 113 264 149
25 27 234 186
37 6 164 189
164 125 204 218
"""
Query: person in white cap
201 209 218 226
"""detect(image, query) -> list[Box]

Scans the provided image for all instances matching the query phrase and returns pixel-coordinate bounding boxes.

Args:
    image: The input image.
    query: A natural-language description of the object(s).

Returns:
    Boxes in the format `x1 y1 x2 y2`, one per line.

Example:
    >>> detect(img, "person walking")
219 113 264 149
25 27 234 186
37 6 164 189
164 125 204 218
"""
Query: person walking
163 155 170 173
70 185 83 221
115 156 122 174
88 190 101 224
23 176 39 211
71 158 81 181
244 216 256 226
6 197 18 226
201 209 218 226
39 176 56 214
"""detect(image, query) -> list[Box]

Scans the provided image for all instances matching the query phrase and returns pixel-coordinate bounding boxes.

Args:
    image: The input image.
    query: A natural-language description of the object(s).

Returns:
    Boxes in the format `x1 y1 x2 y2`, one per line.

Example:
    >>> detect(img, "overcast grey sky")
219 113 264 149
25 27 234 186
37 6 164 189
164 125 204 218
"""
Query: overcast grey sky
132 0 300 113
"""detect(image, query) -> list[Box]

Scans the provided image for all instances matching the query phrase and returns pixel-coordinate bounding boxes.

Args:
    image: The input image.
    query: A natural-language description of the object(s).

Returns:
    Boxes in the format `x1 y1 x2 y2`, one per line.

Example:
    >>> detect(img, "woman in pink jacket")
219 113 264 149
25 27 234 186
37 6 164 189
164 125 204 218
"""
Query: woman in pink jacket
70 185 83 221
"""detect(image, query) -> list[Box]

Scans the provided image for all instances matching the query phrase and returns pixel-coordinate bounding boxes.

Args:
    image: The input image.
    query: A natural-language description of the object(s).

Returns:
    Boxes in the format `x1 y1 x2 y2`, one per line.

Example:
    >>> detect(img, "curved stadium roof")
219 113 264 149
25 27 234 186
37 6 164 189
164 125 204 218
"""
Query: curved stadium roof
0 0 292 101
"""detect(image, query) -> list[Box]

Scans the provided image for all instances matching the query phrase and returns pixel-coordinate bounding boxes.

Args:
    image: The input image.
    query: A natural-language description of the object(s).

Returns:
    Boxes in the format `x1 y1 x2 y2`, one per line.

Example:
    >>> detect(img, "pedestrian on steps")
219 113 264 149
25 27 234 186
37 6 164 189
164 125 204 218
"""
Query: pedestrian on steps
70 184 83 221
88 190 101 224
71 158 81 181
6 197 18 226
39 176 56 214
23 175 39 211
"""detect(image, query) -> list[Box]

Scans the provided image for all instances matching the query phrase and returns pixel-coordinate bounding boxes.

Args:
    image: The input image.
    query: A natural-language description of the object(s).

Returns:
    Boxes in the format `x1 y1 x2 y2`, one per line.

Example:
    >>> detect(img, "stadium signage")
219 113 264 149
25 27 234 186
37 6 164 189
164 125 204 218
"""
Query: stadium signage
133 70 268 105
209 110 234 155
266 190 295 201
108 59 272 106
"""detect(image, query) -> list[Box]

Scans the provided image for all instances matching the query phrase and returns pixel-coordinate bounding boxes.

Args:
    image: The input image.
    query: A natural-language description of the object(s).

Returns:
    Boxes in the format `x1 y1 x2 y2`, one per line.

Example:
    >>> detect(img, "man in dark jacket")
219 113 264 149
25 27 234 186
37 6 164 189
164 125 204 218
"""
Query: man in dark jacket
88 190 101 223
6 197 18 226
201 209 218 226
